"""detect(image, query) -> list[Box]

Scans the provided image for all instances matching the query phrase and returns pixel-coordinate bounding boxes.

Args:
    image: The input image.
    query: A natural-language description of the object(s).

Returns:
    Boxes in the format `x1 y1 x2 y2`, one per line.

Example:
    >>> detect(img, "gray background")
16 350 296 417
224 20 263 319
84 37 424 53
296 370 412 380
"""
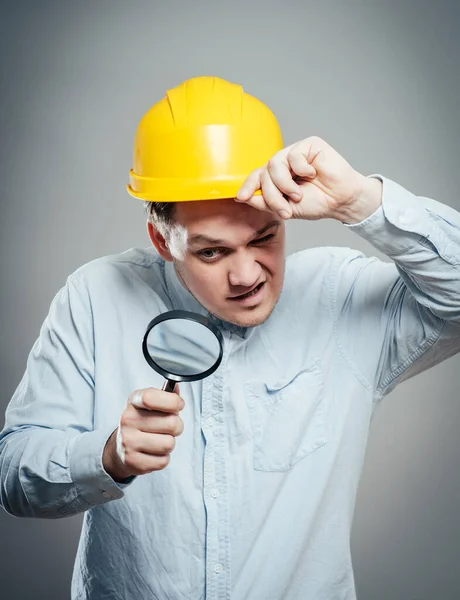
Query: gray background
1 1 459 598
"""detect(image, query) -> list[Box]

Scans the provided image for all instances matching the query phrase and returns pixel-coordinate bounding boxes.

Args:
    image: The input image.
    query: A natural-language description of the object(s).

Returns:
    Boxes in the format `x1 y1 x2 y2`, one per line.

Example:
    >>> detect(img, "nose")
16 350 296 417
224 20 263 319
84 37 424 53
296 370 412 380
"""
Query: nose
228 252 262 288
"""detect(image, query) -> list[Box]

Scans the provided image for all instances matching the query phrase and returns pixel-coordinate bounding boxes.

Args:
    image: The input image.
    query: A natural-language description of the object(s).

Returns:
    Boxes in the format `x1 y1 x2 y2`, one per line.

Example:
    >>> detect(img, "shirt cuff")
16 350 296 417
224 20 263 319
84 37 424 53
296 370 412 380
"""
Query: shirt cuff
69 425 135 506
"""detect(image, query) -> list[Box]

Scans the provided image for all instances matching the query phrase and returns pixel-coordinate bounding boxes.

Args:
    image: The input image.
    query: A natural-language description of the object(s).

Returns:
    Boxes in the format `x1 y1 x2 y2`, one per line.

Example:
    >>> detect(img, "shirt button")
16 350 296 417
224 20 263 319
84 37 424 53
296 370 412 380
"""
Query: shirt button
214 563 223 574
206 417 215 427
210 488 220 499
102 491 112 499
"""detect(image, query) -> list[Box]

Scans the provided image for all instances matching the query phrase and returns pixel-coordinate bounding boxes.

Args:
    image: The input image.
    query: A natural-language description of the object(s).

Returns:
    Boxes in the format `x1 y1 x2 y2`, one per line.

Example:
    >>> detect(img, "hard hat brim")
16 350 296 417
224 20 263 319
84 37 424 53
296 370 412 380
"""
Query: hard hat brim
127 171 262 202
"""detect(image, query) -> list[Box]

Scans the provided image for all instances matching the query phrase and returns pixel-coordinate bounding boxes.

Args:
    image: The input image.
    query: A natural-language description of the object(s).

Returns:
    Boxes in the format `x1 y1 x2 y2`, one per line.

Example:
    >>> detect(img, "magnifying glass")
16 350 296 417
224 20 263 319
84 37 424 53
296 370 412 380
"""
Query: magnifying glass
142 310 224 392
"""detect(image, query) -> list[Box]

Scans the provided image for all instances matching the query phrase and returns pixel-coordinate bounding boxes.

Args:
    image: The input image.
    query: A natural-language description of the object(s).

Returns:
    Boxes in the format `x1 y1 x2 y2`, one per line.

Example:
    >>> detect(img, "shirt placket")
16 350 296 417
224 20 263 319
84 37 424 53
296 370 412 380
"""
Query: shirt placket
201 331 232 600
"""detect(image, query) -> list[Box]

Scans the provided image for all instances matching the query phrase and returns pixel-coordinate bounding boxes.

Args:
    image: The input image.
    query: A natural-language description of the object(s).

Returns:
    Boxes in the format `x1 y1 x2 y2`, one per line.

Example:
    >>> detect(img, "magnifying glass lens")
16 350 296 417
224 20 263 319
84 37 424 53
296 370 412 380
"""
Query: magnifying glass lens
145 317 221 378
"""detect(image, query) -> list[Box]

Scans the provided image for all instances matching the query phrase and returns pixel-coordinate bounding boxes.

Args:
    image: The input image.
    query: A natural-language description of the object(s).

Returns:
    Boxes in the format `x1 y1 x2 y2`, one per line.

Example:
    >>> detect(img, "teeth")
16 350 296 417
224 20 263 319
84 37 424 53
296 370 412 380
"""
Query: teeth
240 284 260 299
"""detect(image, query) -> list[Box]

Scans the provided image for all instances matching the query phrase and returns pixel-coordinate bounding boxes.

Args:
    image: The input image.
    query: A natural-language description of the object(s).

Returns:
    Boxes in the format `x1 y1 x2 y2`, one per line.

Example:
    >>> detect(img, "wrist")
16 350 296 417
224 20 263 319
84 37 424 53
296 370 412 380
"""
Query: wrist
102 429 133 483
330 175 383 225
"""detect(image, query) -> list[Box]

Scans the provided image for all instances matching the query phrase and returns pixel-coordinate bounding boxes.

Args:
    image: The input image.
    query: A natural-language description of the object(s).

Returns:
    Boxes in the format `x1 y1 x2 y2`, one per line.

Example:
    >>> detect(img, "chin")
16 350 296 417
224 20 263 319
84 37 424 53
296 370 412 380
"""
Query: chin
218 304 277 329
231 316 270 328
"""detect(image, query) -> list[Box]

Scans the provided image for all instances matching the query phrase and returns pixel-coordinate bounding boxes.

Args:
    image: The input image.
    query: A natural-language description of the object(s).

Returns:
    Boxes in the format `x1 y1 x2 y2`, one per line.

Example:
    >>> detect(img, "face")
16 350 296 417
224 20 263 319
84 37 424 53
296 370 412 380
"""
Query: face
150 199 286 328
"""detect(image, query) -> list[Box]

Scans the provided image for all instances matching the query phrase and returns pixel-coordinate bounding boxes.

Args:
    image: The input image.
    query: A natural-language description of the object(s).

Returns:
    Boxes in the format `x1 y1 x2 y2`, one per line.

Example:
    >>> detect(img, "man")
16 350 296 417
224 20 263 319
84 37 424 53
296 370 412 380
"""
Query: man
1 76 459 600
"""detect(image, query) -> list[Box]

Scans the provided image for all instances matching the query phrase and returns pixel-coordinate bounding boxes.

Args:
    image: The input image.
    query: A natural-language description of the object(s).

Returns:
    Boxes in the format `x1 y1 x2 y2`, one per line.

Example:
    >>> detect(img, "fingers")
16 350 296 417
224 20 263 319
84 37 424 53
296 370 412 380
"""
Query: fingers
235 193 275 214
236 140 318 219
260 167 293 219
121 409 184 436
122 430 177 456
116 421 182 474
129 388 184 413
236 167 263 201
237 165 296 220
119 448 172 476
236 160 295 218
115 387 186 475
287 148 317 180
267 155 303 202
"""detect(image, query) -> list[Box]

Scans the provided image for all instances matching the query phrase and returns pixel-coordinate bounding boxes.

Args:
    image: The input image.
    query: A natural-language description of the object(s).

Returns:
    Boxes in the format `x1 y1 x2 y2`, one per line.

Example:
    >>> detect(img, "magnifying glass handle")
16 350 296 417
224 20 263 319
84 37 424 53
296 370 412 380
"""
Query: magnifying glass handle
162 380 177 393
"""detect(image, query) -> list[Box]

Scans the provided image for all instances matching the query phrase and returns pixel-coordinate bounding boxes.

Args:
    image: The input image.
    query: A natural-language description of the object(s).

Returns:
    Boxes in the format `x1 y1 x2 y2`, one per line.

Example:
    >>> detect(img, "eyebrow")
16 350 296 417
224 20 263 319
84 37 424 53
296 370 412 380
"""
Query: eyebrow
188 220 280 248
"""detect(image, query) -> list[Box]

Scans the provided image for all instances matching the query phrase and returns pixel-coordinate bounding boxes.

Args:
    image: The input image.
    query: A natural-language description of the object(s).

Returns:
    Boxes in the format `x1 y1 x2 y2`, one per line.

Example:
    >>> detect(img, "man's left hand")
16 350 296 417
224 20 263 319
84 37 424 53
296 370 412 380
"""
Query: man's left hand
236 136 382 224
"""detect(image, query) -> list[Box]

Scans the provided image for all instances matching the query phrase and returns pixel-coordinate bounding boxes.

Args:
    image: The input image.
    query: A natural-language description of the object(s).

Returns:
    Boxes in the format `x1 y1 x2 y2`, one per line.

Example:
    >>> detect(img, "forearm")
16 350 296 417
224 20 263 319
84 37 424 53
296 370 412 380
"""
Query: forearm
344 176 460 322
0 425 126 518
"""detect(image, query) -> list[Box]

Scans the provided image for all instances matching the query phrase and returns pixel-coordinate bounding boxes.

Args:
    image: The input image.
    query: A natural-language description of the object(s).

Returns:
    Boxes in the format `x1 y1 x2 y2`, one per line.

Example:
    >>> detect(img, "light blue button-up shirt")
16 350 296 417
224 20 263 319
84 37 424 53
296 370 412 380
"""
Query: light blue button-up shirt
1 177 460 599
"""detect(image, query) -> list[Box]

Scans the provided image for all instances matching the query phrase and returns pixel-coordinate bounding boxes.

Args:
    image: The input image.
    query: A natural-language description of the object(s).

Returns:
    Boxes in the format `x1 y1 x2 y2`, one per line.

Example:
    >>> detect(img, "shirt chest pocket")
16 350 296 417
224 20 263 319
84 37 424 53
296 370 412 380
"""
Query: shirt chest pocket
244 364 327 472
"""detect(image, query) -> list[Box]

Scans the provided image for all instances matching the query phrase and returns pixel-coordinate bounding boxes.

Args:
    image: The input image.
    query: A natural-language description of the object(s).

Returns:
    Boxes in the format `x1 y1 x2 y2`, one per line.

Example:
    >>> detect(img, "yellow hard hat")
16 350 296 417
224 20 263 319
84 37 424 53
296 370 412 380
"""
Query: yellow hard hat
127 76 284 202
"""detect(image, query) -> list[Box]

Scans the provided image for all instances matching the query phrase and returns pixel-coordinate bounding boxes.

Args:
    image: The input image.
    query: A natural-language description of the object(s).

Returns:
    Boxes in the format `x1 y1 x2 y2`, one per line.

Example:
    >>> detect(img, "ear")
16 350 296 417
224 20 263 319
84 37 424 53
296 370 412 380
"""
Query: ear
147 221 173 262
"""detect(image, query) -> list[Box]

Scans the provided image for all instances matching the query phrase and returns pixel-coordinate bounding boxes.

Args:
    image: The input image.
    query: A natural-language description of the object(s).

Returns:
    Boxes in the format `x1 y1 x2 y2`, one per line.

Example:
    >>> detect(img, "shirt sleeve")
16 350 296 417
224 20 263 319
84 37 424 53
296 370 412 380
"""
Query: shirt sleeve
332 175 460 398
0 276 133 519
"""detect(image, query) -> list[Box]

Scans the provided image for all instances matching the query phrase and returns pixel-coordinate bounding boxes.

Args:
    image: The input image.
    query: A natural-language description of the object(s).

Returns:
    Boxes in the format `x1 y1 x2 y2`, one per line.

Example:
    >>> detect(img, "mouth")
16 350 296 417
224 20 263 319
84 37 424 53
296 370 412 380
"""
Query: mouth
228 281 265 301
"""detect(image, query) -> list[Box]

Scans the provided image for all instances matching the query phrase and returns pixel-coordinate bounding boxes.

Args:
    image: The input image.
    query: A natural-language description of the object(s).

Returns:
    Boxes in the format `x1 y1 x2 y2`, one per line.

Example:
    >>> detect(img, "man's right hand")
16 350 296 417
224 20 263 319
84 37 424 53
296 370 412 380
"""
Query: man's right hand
102 387 185 482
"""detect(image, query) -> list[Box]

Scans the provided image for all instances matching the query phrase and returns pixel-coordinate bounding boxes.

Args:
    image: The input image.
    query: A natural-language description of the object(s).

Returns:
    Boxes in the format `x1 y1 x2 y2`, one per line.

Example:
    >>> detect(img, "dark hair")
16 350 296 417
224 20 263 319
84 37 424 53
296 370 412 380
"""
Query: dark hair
144 201 176 235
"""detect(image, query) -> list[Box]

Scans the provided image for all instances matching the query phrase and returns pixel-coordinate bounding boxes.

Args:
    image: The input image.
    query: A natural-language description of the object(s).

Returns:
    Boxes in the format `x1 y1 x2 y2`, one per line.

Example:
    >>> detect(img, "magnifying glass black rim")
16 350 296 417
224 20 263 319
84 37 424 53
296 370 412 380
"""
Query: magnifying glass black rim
142 309 224 383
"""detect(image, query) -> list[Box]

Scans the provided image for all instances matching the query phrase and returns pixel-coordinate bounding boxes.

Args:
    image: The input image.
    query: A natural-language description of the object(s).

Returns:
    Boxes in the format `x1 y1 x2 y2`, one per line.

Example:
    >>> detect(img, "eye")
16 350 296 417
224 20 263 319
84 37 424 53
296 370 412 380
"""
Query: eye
252 233 275 245
197 248 222 261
